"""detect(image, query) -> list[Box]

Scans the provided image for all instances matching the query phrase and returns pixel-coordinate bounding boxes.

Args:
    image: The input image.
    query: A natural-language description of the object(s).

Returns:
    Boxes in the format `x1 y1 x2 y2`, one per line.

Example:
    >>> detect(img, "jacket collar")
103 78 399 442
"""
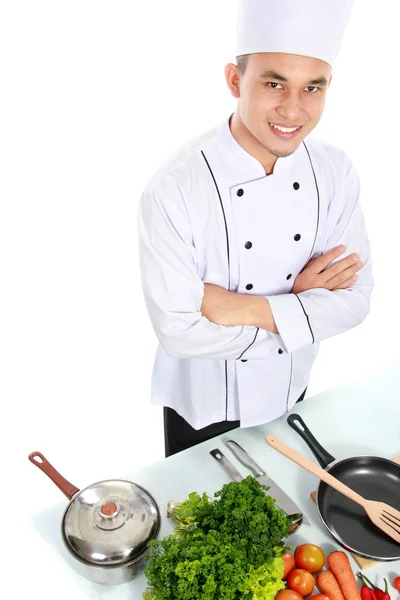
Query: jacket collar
216 113 304 184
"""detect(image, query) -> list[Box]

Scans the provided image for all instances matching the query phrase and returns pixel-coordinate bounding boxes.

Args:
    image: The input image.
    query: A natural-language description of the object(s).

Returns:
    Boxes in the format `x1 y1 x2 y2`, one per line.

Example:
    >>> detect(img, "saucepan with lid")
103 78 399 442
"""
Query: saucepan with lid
29 451 161 585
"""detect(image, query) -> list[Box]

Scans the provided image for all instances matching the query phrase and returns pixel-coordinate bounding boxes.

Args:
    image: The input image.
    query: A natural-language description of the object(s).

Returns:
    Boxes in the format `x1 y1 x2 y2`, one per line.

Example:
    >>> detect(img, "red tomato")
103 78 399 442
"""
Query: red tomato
283 552 296 579
393 577 400 592
275 590 304 600
287 568 316 597
309 596 331 600
294 544 326 573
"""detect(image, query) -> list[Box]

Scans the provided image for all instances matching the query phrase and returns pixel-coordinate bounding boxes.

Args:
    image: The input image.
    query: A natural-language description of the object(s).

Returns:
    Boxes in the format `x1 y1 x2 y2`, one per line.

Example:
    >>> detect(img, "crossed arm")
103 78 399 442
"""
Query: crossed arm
138 164 373 359
201 245 364 333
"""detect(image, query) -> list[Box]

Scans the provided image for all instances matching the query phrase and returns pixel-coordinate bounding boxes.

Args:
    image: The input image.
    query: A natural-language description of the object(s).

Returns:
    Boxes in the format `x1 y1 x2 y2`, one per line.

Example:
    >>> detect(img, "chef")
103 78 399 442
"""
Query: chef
138 0 374 457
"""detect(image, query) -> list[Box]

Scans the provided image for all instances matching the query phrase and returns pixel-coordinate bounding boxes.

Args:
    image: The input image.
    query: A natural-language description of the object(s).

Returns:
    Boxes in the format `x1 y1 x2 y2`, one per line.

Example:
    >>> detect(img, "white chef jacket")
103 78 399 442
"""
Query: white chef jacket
138 114 373 429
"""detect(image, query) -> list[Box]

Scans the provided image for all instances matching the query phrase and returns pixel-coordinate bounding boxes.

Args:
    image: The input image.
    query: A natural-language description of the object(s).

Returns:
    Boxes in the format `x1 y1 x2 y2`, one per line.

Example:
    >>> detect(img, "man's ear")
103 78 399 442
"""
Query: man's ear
224 63 241 99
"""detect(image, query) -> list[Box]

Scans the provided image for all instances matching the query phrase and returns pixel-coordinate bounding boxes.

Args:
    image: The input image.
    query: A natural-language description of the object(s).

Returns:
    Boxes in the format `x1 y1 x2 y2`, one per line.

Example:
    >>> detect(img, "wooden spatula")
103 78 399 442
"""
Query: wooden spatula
266 435 400 544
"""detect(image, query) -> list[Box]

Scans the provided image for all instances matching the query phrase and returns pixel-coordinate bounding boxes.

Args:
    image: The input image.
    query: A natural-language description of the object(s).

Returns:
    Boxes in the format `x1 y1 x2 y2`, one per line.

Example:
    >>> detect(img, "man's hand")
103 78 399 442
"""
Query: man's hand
201 284 278 332
292 245 363 295
200 245 363 332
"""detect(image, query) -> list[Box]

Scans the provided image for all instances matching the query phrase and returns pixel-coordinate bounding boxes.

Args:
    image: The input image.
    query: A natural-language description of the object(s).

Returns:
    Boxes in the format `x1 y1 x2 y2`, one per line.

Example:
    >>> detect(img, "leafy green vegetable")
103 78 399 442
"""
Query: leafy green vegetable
143 476 292 600
243 556 286 599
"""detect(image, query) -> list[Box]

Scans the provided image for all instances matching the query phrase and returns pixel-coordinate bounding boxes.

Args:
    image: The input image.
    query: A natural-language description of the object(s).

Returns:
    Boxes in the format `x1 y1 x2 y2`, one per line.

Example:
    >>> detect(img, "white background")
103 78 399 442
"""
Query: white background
1 0 399 597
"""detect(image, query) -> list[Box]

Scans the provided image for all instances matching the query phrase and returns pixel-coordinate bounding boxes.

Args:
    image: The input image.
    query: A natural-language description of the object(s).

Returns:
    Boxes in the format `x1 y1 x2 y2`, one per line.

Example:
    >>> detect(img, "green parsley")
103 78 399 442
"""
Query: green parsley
143 476 292 600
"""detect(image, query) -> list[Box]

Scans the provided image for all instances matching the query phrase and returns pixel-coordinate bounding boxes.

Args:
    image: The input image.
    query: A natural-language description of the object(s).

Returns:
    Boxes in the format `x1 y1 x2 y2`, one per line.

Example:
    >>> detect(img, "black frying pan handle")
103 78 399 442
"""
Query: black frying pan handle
287 414 335 469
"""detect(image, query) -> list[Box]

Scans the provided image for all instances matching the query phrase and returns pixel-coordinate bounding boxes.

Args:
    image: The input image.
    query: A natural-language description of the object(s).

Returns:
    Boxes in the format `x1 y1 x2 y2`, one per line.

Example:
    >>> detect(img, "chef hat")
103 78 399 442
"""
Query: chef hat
236 0 355 66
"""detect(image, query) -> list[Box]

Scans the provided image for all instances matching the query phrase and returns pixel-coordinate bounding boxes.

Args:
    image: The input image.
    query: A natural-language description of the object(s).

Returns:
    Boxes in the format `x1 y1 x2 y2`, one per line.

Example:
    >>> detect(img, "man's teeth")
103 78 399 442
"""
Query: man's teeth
270 123 300 133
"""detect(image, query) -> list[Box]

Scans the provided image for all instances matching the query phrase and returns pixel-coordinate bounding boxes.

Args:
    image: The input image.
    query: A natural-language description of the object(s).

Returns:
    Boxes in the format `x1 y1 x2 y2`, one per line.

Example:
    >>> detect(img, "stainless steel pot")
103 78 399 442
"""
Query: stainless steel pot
29 451 161 585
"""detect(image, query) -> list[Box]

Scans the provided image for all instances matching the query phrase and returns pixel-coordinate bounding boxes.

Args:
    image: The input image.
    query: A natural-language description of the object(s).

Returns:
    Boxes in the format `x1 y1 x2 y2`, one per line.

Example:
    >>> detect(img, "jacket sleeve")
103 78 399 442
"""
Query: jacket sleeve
266 159 374 354
138 174 282 359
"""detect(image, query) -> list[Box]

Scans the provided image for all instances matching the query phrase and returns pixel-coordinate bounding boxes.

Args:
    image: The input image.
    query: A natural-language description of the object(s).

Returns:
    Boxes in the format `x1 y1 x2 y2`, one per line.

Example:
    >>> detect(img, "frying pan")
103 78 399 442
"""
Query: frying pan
287 413 400 560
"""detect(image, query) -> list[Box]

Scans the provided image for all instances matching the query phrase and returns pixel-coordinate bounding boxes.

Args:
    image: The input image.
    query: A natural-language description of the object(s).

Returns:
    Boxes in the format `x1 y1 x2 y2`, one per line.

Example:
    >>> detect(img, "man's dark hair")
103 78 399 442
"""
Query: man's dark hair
236 54 249 74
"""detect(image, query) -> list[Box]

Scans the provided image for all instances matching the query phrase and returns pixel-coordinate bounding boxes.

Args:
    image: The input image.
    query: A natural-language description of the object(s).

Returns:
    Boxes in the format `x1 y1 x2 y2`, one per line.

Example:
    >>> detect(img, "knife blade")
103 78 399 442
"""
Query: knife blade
210 447 305 533
225 439 310 525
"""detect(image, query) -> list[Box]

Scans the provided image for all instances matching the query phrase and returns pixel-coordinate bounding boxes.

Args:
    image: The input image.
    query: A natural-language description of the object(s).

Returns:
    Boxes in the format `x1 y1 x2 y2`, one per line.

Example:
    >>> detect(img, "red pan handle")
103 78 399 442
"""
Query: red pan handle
29 451 80 500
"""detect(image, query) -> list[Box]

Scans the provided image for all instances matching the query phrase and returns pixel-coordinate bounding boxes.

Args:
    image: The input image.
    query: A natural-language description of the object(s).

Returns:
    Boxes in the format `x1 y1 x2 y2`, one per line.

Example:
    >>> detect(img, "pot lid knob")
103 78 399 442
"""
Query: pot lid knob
99 501 119 519
97 500 120 519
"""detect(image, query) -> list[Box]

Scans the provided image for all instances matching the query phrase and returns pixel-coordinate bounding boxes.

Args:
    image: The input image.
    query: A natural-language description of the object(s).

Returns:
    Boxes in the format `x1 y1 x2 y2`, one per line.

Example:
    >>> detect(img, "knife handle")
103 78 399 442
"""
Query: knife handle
225 440 264 477
210 449 243 482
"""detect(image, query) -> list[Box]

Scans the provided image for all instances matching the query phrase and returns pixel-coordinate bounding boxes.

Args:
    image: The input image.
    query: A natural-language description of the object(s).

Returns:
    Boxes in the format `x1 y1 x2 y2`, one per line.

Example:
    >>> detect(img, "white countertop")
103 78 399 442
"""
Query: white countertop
25 361 400 599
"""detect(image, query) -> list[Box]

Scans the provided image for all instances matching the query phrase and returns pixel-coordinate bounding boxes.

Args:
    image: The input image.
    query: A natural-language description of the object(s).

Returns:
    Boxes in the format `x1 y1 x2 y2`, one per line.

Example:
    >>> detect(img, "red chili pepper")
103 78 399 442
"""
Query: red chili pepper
361 585 378 600
358 573 391 600
393 578 400 593
379 579 390 600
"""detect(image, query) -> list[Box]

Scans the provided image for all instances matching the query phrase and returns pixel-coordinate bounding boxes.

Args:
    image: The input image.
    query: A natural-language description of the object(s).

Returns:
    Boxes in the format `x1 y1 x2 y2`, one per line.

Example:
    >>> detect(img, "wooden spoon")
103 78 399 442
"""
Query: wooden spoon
266 435 400 544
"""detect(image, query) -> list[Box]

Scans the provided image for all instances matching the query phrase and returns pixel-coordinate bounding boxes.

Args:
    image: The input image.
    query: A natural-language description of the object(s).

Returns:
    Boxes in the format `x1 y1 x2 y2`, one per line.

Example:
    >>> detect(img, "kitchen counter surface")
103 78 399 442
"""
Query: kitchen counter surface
28 362 400 599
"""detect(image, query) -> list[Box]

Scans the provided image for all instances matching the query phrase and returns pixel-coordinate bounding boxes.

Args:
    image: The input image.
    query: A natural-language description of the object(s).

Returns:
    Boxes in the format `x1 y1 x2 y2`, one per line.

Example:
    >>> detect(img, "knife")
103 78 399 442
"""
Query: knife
225 439 310 526
210 447 305 532
210 448 243 482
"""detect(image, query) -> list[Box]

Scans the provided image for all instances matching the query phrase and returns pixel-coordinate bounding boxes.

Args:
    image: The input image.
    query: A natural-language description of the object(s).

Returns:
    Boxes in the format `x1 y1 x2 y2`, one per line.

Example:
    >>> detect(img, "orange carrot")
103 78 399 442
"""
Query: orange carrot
327 551 362 600
317 570 346 600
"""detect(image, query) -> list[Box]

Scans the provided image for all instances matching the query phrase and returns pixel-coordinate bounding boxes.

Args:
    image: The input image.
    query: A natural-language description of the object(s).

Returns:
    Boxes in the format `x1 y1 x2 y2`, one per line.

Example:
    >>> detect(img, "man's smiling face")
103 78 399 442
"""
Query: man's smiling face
226 52 332 168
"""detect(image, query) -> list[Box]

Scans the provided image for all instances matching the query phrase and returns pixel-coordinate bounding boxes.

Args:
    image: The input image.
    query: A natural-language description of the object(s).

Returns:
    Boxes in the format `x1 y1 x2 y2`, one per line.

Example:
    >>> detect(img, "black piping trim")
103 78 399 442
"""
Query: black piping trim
200 150 231 421
286 354 293 412
302 141 320 263
294 294 315 344
237 328 259 360
201 150 231 290
224 361 228 420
